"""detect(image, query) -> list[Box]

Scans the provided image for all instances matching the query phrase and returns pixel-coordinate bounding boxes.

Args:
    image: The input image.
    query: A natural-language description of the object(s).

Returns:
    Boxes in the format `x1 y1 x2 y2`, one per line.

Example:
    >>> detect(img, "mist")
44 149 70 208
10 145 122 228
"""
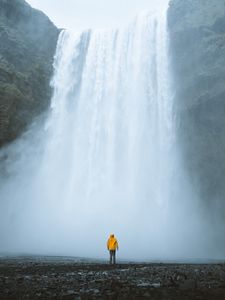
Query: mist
0 0 224 262
26 0 168 30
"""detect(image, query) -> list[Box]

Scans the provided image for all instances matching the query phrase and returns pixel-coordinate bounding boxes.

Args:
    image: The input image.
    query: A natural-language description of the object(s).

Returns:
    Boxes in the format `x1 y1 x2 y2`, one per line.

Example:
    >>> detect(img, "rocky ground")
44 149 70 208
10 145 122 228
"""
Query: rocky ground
0 257 225 299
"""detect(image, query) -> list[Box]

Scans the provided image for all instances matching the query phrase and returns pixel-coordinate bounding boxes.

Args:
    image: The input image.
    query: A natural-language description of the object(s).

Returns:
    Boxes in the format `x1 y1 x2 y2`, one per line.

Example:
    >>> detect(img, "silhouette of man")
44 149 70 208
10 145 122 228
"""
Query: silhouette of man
107 234 119 264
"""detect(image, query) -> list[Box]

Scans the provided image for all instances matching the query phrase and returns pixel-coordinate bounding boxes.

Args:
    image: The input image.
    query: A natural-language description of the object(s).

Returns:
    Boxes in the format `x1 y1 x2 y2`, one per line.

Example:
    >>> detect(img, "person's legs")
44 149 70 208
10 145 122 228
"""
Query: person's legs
112 250 116 264
109 251 113 264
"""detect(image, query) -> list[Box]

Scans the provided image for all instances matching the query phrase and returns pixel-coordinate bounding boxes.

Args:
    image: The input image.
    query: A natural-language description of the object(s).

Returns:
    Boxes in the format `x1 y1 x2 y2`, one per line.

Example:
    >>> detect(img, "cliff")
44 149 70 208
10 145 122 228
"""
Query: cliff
168 0 225 208
1 0 225 211
0 0 59 146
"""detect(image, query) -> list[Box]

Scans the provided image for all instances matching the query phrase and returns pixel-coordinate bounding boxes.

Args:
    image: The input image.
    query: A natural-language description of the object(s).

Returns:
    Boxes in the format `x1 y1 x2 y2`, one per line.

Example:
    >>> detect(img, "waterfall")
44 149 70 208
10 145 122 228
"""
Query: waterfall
49 12 172 204
0 4 196 259
44 6 174 256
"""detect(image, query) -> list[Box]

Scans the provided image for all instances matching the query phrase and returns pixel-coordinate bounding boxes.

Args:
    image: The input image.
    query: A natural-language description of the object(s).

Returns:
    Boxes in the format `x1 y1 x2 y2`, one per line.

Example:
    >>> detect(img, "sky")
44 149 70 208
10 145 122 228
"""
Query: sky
26 0 169 30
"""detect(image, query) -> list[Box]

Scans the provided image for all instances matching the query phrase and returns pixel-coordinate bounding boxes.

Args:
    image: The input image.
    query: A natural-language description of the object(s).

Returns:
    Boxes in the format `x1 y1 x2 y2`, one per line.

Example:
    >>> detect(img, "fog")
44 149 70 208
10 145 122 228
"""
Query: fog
26 0 168 30
0 0 224 261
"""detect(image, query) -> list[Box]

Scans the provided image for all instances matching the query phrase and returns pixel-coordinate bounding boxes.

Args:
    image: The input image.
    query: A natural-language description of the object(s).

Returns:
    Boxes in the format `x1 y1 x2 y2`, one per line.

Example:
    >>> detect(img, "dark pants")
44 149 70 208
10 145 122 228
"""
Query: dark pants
109 250 116 264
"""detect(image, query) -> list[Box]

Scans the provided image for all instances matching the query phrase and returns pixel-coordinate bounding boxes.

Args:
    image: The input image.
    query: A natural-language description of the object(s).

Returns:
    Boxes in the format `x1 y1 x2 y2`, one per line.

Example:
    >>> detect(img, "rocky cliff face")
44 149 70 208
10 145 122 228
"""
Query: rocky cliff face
0 0 59 146
168 0 225 209
1 0 225 212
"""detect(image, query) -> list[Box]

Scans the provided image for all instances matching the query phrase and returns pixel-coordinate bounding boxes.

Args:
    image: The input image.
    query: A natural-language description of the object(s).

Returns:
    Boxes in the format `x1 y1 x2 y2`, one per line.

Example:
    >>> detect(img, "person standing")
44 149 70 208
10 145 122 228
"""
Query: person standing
107 234 119 264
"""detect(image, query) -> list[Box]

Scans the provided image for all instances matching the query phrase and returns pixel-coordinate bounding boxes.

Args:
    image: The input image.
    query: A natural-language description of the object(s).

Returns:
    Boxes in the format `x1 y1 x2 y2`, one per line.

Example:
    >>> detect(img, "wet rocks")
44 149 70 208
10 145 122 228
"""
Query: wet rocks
179 279 197 290
0 257 225 299
0 0 59 146
168 0 225 217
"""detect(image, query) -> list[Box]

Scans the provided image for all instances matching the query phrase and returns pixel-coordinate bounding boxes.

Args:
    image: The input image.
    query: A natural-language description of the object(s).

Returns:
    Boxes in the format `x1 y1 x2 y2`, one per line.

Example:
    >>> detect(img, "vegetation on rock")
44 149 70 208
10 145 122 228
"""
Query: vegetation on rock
168 0 225 212
0 0 59 146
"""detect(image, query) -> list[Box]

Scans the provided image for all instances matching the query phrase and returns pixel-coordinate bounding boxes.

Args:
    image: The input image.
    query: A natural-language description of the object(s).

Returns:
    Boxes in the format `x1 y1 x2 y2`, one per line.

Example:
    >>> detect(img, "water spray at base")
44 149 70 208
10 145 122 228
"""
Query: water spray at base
0 3 214 260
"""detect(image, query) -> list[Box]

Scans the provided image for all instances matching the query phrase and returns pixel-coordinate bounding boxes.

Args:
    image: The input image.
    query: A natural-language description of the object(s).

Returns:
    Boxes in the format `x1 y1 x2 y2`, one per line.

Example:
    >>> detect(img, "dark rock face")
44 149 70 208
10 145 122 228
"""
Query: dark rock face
168 0 225 211
0 0 59 146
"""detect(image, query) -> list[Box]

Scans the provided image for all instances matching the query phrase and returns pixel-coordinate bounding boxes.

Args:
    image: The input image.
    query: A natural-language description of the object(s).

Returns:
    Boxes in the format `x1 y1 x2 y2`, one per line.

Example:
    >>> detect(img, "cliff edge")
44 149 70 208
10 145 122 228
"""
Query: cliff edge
168 0 225 209
0 0 59 146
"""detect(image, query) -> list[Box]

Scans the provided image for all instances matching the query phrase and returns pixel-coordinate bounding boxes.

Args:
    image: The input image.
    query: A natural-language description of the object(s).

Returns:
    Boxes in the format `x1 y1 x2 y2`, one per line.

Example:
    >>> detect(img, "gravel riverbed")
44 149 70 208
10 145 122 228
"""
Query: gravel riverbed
0 257 225 299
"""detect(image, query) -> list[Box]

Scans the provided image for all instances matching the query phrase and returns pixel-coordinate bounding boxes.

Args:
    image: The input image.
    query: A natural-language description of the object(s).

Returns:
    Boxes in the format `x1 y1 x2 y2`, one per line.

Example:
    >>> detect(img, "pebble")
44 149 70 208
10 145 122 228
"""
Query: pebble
179 279 196 290
66 289 75 295
0 258 225 300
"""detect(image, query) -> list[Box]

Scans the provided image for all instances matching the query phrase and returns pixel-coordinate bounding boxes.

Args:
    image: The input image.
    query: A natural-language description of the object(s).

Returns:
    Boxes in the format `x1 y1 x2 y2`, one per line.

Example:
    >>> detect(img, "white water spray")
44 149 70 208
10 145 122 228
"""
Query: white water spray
0 4 209 260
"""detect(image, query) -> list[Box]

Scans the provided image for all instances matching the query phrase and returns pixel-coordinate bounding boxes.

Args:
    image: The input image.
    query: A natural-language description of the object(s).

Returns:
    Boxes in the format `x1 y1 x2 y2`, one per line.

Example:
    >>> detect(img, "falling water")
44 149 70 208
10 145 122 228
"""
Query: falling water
44 6 174 257
0 4 206 260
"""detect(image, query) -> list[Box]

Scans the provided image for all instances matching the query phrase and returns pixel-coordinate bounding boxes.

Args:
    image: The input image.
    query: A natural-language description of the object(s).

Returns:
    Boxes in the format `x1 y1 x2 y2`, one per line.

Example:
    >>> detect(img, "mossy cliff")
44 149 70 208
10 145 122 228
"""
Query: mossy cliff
168 0 225 208
0 0 59 146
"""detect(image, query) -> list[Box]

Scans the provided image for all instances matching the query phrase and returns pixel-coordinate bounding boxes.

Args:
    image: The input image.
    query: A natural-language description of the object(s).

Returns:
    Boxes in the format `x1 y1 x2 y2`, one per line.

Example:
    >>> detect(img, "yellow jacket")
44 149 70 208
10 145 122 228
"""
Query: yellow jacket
107 234 119 251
